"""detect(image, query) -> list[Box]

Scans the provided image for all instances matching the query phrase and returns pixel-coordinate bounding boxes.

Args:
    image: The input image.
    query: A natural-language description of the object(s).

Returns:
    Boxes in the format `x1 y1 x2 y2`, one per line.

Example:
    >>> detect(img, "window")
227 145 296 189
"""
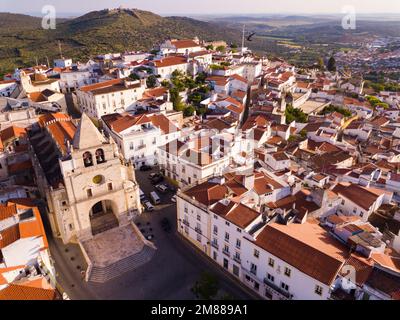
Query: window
223 245 230 256
225 232 230 242
225 221 230 226
233 265 240 277
267 273 275 282
281 282 289 292
213 226 218 235
130 142 134 150
197 233 202 242
237 228 242 233
236 239 241 249
214 215 218 220
254 249 260 258
87 189 93 198
197 214 201 221
250 263 257 275
108 183 113 191
284 267 291 277
268 258 275 267
315 285 323 296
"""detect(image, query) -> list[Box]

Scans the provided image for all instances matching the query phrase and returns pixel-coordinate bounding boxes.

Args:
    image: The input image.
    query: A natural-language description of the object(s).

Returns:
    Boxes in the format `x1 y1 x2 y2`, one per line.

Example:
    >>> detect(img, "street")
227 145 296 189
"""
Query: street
44 168 257 300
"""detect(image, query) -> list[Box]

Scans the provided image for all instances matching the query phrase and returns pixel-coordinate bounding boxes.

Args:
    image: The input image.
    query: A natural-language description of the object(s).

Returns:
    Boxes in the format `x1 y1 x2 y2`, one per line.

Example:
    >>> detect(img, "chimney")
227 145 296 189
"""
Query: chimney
244 174 255 190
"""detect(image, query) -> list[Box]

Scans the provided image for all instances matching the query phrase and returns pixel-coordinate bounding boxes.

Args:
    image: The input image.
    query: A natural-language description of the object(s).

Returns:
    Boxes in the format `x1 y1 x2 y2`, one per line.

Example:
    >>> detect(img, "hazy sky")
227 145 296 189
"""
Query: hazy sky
1 0 399 16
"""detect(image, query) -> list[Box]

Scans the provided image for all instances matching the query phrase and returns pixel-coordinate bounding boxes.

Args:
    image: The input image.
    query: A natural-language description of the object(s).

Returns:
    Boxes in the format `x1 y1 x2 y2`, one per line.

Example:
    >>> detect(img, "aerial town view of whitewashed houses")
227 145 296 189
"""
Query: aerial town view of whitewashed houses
0 3 400 301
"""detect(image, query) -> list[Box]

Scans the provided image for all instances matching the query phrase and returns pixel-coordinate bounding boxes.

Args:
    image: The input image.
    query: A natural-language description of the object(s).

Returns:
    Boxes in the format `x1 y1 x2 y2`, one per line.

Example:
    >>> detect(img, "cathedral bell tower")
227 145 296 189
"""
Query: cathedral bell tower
59 113 141 242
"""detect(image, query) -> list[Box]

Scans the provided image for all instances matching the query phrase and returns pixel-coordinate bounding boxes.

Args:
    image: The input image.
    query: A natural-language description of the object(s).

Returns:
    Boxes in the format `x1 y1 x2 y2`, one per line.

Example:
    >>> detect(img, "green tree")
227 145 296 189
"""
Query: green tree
205 45 214 50
285 104 308 124
327 56 336 72
184 105 196 117
191 272 219 300
195 72 207 84
216 46 226 52
170 88 186 112
128 73 140 81
146 75 157 88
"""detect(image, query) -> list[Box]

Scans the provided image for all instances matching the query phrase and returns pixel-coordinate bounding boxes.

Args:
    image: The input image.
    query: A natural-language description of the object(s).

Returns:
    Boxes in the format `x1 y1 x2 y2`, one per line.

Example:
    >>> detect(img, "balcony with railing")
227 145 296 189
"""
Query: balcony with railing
233 255 241 263
195 227 202 235
263 278 292 300
182 220 189 227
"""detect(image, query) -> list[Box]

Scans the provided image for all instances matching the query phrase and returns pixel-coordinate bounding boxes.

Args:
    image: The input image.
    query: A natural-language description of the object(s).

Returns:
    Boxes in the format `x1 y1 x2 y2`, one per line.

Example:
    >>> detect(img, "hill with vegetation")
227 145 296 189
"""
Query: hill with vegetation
0 8 240 76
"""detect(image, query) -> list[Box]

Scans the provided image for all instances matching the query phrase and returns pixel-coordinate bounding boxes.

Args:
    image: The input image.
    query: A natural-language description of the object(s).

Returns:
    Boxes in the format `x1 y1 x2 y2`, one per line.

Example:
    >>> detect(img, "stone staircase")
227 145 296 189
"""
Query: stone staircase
88 245 156 283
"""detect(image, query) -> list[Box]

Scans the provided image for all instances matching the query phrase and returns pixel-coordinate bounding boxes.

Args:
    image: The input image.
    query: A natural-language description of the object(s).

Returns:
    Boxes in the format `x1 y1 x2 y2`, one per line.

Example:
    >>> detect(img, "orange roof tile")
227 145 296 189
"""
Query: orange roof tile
0 126 27 143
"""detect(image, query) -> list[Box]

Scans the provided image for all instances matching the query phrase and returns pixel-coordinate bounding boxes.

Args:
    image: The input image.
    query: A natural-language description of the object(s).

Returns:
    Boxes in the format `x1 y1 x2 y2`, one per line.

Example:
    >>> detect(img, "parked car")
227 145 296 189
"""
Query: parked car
140 165 152 171
149 172 162 179
171 195 177 203
150 191 161 205
151 175 164 185
139 189 146 200
156 184 168 193
143 201 154 212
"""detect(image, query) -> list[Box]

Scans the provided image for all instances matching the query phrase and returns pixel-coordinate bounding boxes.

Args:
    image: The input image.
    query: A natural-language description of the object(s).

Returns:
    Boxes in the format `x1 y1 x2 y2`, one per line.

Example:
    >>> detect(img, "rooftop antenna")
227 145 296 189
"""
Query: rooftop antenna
35 56 39 66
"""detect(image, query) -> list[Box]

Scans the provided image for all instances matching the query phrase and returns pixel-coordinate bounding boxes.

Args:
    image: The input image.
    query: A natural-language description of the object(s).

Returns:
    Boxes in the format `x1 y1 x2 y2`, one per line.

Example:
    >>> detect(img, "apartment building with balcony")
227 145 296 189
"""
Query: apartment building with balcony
102 113 181 167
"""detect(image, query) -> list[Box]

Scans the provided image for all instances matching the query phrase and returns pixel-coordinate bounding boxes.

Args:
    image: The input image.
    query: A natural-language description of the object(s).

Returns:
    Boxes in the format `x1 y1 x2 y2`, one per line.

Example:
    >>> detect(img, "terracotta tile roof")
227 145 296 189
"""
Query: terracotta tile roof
79 79 121 93
0 224 20 249
0 126 27 143
268 189 320 218
206 76 229 86
189 50 211 58
242 115 271 131
148 114 180 135
102 113 151 134
0 278 57 300
365 268 400 299
0 204 17 221
171 39 200 49
152 56 188 68
184 182 230 206
254 222 349 285
143 87 168 99
230 74 247 83
253 172 283 195
203 118 232 131
211 201 260 229
332 183 381 211
38 113 76 155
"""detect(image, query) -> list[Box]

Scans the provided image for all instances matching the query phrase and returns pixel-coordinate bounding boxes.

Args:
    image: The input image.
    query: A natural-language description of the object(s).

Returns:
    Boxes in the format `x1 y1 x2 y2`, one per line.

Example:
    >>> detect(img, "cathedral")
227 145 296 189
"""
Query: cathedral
30 113 153 282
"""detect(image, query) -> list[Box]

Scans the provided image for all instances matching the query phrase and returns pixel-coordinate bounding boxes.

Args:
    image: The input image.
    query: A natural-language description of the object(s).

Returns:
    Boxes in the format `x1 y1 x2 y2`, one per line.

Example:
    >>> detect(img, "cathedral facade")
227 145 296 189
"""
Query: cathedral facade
31 113 142 244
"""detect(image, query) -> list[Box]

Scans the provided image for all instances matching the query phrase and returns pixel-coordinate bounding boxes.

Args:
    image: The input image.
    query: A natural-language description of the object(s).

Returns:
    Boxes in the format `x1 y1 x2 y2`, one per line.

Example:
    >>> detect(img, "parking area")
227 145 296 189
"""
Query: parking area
48 166 256 300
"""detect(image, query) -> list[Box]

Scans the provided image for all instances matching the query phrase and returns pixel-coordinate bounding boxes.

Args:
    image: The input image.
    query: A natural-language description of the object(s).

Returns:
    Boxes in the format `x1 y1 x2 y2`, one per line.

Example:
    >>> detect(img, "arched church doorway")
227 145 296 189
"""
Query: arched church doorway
89 200 119 236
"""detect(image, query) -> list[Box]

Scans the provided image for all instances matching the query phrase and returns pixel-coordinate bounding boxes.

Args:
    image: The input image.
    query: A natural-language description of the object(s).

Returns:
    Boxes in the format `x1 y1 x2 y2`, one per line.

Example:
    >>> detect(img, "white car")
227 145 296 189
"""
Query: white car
156 184 168 193
171 195 177 203
143 201 154 212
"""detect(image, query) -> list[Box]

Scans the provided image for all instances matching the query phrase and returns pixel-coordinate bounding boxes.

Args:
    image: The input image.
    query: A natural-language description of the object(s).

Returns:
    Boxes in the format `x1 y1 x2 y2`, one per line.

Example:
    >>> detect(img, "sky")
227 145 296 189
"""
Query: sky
1 0 400 16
